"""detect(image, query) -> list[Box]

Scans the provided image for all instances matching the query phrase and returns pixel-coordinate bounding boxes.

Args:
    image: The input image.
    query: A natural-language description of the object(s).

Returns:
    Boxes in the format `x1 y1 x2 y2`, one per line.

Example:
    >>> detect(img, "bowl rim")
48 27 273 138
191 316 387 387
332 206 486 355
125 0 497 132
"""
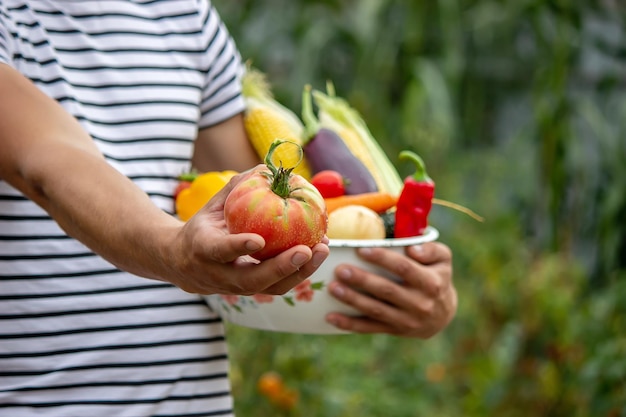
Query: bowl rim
328 226 439 248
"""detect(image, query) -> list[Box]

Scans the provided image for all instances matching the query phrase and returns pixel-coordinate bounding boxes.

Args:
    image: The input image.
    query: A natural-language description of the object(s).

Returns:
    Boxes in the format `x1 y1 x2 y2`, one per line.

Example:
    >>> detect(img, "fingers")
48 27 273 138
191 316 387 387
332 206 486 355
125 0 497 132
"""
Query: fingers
326 277 456 338
326 278 426 332
353 243 453 298
405 243 453 298
179 199 330 295
201 232 267 264
204 234 330 295
330 265 419 312
408 242 452 266
324 242 456 338
325 313 401 336
258 243 329 294
325 311 447 338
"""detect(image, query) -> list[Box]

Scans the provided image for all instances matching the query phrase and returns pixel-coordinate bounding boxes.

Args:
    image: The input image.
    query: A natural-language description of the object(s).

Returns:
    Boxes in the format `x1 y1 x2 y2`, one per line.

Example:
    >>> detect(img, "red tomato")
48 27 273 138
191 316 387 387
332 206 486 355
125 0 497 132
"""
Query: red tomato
310 170 346 198
224 165 328 261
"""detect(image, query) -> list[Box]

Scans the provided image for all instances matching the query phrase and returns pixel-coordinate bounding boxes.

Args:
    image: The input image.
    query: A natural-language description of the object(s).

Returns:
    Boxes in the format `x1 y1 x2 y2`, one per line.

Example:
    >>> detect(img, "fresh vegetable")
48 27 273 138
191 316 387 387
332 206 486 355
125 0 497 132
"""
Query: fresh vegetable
310 170 346 198
241 66 312 179
176 170 237 221
313 83 404 195
174 181 192 200
301 85 378 195
394 150 435 238
173 171 199 199
224 140 328 261
327 205 386 240
380 211 396 239
324 191 398 215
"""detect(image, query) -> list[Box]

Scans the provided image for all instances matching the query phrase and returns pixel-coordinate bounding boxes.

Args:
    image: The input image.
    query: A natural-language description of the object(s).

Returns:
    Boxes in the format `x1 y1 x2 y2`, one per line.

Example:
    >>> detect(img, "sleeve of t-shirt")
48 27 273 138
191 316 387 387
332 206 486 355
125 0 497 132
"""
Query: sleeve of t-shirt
197 1 246 129
0 6 14 66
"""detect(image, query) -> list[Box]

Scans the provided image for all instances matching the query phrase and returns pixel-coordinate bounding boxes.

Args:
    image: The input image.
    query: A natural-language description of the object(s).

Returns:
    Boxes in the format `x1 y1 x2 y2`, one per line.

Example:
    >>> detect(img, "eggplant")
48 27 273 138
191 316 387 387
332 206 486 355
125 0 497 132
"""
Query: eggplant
304 128 378 194
301 85 378 195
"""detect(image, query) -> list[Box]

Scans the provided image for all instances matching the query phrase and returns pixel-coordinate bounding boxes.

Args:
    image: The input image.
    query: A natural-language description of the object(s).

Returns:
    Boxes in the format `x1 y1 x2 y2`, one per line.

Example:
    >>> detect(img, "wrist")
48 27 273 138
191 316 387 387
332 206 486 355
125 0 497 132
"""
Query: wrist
136 214 187 283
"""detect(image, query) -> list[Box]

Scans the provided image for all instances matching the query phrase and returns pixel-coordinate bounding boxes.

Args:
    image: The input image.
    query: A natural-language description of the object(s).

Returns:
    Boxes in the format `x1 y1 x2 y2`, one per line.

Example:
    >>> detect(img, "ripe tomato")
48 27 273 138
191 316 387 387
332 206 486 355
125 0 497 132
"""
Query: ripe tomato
310 170 346 198
224 141 328 261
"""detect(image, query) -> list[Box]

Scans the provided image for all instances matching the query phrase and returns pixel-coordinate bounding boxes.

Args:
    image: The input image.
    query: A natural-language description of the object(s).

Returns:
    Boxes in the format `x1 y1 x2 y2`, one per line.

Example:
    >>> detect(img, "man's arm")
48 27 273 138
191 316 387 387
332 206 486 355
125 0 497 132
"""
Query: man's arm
0 64 329 293
192 113 260 173
0 64 182 280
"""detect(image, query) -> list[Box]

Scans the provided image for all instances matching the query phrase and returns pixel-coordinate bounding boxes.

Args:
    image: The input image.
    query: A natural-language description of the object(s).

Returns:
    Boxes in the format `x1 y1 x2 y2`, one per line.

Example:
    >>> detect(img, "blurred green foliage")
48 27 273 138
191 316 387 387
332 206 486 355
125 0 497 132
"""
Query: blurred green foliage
214 0 626 415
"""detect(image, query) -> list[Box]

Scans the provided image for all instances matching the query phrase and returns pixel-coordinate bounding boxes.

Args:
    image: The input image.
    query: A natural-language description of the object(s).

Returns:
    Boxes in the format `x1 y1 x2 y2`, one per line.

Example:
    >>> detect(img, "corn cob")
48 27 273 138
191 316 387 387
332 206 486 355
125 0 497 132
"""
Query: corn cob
242 66 312 179
312 84 403 195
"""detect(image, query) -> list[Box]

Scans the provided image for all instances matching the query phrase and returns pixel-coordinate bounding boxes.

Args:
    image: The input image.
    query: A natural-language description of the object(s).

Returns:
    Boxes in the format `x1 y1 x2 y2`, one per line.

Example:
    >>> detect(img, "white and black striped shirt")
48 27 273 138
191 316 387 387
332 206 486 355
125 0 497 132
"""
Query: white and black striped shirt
0 1 245 416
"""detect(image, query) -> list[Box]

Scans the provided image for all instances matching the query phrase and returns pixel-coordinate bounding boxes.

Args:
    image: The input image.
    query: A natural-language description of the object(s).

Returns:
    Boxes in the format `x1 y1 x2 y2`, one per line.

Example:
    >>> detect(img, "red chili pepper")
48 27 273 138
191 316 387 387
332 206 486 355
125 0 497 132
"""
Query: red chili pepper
394 150 435 238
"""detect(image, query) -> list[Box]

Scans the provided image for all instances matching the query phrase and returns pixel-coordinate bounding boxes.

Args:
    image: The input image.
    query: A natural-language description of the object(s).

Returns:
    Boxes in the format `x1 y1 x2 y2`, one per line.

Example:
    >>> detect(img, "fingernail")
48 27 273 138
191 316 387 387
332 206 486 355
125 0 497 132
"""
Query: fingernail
291 252 309 267
337 266 352 281
358 247 373 257
412 244 424 254
245 240 262 252
326 314 339 326
312 251 327 268
331 283 346 298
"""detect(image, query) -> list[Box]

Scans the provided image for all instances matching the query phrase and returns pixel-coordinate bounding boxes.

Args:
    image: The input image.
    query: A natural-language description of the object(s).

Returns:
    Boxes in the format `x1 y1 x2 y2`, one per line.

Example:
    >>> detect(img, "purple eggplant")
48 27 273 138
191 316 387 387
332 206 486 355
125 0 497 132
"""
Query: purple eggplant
301 86 378 195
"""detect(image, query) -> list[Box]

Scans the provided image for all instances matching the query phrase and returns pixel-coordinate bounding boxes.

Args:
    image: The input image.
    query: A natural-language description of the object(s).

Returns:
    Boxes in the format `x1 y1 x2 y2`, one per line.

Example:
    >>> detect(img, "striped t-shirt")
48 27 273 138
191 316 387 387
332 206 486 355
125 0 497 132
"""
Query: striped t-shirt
0 1 246 416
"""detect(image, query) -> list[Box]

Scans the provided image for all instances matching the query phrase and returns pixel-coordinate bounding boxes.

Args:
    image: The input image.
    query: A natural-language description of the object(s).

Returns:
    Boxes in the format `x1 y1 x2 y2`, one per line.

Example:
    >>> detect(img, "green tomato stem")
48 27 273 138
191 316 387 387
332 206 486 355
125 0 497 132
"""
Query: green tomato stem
264 139 297 199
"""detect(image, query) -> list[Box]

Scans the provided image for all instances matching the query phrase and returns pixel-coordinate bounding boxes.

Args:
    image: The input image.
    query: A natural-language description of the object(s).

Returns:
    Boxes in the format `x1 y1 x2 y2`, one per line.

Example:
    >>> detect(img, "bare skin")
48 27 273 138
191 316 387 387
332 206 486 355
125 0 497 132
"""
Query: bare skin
326 242 457 337
0 64 329 296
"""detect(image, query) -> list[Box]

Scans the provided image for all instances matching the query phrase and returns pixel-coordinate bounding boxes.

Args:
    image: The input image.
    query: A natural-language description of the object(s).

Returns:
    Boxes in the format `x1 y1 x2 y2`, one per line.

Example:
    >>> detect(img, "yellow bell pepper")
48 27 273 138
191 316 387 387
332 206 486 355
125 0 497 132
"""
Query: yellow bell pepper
175 170 238 221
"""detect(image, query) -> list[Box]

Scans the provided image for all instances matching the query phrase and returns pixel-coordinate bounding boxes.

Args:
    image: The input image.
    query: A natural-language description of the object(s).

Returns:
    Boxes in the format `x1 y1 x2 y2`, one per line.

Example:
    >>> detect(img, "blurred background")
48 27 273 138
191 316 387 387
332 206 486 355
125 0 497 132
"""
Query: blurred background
213 1 626 415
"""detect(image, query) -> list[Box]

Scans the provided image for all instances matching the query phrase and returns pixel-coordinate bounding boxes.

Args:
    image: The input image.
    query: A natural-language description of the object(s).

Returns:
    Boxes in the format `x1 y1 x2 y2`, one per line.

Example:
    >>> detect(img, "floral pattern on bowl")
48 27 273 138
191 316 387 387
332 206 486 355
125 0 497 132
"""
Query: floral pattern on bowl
212 279 326 313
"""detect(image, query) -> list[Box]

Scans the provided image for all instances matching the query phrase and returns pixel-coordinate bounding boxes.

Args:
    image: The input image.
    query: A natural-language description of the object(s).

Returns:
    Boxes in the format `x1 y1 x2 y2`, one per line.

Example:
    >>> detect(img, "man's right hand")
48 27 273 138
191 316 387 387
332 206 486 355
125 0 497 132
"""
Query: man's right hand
163 170 330 295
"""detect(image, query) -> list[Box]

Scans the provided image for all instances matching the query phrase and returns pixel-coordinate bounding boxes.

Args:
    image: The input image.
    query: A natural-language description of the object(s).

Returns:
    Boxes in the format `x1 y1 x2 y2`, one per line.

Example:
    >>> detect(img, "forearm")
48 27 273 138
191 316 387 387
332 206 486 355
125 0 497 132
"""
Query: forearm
0 59 330 298
0 64 181 281
27 145 181 280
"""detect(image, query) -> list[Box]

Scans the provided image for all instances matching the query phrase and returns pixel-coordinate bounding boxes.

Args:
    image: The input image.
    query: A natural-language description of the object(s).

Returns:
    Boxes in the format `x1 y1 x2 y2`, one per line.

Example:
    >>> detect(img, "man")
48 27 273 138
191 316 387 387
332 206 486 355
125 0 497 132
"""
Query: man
0 1 456 415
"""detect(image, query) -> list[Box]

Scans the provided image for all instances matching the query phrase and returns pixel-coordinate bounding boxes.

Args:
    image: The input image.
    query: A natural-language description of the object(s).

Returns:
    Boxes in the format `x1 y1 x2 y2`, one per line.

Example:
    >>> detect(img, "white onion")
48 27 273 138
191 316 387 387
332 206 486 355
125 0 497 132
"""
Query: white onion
326 205 386 240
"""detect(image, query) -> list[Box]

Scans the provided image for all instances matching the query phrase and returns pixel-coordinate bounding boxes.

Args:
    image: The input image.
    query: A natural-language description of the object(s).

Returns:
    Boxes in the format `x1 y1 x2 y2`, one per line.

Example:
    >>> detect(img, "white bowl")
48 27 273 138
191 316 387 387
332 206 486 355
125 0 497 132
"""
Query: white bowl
206 226 439 335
